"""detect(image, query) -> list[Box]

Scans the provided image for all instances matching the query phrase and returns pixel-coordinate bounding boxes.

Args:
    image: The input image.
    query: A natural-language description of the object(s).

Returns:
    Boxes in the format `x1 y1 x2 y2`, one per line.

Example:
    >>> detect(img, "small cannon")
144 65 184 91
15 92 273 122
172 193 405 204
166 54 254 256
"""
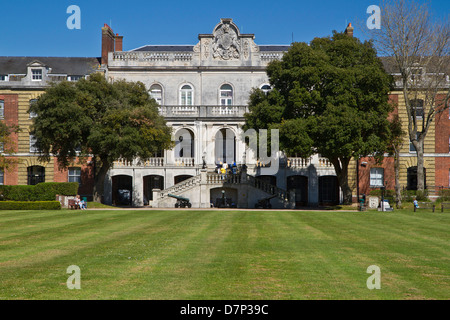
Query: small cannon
254 194 276 209
168 193 192 208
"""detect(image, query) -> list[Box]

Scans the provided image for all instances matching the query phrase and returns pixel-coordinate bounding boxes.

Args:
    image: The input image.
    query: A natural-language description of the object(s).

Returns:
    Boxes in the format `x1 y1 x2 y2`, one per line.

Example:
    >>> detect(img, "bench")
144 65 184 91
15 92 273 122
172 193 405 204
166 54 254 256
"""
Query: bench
68 199 80 210
440 202 450 212
414 202 435 212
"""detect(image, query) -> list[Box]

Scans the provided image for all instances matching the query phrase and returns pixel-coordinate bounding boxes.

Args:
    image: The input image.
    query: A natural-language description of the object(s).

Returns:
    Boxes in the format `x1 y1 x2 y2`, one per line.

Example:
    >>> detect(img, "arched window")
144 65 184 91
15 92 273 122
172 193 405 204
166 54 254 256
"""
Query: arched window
220 84 233 106
180 84 193 106
261 84 271 94
149 84 163 105
29 99 38 118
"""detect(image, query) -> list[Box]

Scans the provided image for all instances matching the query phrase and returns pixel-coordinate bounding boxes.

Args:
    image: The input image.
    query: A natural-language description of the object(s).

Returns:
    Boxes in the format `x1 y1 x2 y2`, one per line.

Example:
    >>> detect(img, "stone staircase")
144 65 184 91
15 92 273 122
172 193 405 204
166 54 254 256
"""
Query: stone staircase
155 170 291 208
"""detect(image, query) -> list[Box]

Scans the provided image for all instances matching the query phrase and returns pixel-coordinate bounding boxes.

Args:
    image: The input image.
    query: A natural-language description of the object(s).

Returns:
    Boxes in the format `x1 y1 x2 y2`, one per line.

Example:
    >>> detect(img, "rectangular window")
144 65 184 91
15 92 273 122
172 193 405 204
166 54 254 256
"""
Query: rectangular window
29 99 38 118
0 75 8 81
29 135 38 153
0 169 4 185
68 75 83 81
31 69 42 81
370 168 384 187
68 167 81 184
0 100 4 119
410 132 423 152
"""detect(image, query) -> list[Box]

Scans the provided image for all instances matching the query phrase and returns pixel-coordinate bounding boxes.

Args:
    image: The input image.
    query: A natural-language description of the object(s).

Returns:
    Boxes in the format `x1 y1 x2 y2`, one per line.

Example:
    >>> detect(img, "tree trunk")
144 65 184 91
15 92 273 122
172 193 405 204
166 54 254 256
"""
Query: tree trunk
331 157 352 205
394 146 402 209
415 140 425 191
93 160 110 203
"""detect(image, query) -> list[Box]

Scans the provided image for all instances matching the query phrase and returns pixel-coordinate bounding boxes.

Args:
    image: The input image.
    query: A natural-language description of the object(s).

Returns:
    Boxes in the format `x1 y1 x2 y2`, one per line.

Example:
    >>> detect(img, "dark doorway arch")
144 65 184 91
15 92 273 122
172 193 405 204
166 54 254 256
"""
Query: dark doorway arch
143 175 164 205
319 175 339 205
174 174 193 185
112 175 132 206
215 128 236 164
175 128 194 158
407 166 427 190
287 175 308 207
27 166 45 185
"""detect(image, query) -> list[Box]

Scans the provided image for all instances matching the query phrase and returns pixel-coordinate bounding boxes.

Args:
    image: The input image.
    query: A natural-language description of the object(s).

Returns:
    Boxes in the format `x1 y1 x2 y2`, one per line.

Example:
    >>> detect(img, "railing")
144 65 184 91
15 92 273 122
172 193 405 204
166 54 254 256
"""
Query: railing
286 157 334 168
158 105 248 118
112 51 192 63
174 158 195 167
113 157 165 168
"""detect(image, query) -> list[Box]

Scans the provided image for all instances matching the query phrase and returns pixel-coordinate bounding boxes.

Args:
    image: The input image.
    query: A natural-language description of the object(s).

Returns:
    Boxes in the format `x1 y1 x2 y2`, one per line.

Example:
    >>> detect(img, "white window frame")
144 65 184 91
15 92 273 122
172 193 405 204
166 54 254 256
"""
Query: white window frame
29 99 38 118
0 75 8 81
68 167 82 184
220 84 233 106
150 84 163 105
180 84 194 106
31 69 43 81
410 132 422 153
67 75 83 82
29 135 38 153
370 167 384 187
0 99 4 119
260 83 271 94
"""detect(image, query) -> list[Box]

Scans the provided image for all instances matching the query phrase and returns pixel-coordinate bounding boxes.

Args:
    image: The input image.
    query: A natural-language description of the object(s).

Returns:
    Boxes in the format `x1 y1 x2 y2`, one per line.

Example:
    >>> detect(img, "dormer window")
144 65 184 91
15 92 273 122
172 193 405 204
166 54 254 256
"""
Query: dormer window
31 69 42 81
68 75 83 82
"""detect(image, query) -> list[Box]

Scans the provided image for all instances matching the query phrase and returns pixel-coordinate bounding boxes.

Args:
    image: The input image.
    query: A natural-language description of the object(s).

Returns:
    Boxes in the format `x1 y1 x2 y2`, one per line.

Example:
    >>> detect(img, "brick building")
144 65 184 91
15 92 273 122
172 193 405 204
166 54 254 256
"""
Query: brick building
0 21 448 207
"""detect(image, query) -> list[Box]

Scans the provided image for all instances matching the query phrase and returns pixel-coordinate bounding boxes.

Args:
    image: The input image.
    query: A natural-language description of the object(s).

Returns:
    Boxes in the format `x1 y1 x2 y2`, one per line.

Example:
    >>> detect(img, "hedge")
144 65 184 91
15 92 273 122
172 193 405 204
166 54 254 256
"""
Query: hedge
0 201 61 210
0 182 78 201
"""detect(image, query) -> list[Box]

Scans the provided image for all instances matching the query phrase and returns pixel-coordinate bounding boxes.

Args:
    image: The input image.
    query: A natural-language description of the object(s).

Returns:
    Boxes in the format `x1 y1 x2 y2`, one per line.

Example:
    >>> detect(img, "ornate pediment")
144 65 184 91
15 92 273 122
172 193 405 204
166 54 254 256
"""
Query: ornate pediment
212 19 241 60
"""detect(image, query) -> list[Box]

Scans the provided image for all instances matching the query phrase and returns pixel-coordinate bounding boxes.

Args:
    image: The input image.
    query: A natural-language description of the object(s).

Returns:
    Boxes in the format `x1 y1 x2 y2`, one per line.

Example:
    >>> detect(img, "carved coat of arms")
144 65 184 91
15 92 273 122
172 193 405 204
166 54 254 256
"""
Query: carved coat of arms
213 23 240 60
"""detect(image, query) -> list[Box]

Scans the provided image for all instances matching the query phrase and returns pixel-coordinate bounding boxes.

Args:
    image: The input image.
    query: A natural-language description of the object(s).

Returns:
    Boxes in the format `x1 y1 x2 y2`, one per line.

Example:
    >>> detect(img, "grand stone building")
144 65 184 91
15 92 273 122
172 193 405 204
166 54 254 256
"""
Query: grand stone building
103 19 339 208
2 19 446 208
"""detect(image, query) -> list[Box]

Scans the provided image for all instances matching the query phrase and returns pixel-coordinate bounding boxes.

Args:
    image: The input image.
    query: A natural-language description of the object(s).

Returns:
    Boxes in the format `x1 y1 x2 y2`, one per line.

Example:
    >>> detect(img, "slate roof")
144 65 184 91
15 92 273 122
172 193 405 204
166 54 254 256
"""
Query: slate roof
131 45 291 52
131 45 194 52
0 57 101 75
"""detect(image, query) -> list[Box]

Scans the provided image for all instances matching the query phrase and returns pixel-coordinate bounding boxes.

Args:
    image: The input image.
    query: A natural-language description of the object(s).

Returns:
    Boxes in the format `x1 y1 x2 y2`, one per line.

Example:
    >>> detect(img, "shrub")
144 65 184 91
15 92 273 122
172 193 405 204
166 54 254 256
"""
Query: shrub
0 182 78 201
0 201 61 210
401 189 429 202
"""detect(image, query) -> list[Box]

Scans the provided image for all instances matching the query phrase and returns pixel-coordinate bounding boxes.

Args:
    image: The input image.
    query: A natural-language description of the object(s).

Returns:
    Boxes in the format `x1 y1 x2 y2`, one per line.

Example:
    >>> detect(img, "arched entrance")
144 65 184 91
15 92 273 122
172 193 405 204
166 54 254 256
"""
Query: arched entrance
27 165 45 185
112 175 132 206
143 175 164 205
175 128 194 159
210 187 238 208
407 166 427 190
319 175 339 205
215 128 236 165
174 174 193 185
287 175 308 207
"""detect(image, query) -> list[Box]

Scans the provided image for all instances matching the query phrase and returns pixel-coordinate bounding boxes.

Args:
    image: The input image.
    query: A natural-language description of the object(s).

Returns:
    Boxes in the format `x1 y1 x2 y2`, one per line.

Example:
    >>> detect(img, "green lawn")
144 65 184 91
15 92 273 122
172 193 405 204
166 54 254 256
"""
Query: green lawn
0 208 448 300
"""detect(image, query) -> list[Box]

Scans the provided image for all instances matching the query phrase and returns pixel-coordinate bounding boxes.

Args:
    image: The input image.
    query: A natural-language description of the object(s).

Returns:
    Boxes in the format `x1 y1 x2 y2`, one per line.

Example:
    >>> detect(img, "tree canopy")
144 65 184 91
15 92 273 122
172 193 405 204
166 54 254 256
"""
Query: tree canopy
30 73 173 202
244 31 394 204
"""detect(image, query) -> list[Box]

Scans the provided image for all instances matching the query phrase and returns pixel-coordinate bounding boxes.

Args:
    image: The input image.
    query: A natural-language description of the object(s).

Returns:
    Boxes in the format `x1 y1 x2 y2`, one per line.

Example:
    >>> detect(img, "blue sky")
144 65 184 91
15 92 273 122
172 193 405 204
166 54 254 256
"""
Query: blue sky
0 0 448 57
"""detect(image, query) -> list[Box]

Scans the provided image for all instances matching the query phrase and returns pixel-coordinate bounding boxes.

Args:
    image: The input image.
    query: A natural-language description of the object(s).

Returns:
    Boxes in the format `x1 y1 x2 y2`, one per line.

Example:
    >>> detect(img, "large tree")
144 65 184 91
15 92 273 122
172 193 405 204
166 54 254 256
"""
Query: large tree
245 32 394 204
30 73 173 202
369 0 450 191
0 121 20 170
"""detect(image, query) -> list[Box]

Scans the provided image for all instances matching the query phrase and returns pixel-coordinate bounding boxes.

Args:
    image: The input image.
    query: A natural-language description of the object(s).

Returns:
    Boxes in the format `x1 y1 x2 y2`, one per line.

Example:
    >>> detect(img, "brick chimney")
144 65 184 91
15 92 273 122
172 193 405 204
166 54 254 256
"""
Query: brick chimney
101 24 116 65
115 33 123 52
345 23 354 37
